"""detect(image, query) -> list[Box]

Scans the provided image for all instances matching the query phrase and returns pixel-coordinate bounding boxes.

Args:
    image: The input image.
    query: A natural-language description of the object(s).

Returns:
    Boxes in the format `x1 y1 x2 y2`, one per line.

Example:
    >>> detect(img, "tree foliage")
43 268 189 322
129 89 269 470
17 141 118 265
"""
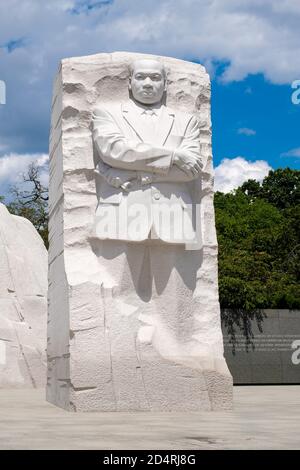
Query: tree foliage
240 168 300 209
216 168 300 312
216 168 299 351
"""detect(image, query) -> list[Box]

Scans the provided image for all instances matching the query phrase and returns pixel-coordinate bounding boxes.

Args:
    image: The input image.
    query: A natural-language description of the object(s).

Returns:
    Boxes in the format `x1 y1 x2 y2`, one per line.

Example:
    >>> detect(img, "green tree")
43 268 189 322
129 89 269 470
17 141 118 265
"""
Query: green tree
239 179 262 200
215 168 300 351
216 168 300 311
240 168 300 209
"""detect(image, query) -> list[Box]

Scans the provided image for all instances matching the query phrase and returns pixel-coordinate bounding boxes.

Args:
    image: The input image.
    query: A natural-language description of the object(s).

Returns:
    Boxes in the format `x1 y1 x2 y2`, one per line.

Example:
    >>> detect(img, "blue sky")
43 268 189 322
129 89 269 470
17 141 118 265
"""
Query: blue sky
212 74 300 167
0 0 299 195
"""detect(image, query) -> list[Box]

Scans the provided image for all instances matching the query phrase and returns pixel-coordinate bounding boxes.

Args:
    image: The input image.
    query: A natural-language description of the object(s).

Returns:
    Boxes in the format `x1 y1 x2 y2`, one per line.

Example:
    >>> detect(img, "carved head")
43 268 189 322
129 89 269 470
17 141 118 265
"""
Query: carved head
129 58 167 106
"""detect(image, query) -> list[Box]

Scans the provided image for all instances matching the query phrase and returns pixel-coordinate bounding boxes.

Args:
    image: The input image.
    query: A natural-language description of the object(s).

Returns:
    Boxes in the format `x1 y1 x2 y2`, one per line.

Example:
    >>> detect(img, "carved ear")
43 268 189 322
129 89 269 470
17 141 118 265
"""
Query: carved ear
128 77 132 91
164 67 169 92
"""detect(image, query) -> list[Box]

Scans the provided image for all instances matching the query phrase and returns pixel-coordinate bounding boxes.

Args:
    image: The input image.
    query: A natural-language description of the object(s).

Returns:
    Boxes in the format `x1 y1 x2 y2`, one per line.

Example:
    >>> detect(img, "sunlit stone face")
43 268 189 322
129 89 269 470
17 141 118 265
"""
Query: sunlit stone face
129 59 166 105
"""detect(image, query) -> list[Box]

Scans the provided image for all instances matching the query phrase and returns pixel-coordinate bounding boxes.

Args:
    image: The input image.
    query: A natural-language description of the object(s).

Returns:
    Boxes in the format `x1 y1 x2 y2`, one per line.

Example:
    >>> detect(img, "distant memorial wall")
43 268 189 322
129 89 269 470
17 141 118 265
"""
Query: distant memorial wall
223 309 300 384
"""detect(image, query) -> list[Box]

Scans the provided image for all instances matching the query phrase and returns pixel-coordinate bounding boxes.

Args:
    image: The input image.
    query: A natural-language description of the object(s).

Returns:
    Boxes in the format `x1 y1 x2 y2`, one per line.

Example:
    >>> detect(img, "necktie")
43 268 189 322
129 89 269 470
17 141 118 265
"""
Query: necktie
142 109 156 141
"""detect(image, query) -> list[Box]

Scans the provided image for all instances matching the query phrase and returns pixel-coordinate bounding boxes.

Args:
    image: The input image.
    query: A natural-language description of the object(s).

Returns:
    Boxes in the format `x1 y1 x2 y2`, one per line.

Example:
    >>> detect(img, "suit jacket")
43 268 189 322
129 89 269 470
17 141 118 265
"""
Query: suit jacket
92 100 203 248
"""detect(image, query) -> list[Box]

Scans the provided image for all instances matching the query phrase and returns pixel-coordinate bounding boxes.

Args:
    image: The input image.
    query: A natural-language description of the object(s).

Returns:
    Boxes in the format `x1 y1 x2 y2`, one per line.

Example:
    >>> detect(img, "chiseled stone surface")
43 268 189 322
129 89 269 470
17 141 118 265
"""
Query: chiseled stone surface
48 52 233 411
0 203 47 388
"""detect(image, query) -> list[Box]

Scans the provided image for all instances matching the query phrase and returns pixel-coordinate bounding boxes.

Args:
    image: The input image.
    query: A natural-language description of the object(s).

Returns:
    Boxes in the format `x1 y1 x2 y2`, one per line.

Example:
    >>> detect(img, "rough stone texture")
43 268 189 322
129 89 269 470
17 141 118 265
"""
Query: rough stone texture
48 51 233 411
0 203 47 388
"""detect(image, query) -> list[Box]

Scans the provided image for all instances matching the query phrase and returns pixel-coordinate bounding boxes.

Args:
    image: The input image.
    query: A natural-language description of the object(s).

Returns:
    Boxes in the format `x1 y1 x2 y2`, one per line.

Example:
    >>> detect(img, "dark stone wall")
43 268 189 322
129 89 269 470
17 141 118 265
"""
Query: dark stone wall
222 310 300 384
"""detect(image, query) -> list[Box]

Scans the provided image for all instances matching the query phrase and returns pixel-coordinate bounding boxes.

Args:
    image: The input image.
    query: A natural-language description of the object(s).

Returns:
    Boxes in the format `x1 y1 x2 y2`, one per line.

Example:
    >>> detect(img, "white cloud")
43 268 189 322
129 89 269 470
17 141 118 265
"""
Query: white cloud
281 147 300 157
0 153 48 197
238 127 256 136
0 1 299 161
214 157 272 193
0 2 299 88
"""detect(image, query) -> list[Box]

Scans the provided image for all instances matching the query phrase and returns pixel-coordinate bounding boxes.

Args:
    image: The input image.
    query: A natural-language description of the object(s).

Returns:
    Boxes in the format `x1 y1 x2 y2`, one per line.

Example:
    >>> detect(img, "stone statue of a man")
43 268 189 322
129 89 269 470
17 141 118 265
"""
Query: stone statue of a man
90 56 232 404
93 58 203 245
48 52 232 412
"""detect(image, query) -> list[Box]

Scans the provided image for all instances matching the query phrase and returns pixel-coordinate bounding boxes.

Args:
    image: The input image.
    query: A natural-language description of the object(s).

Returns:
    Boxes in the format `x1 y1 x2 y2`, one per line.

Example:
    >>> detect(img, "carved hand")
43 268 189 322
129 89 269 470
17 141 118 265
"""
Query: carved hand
173 150 202 177
95 160 137 191
105 167 137 191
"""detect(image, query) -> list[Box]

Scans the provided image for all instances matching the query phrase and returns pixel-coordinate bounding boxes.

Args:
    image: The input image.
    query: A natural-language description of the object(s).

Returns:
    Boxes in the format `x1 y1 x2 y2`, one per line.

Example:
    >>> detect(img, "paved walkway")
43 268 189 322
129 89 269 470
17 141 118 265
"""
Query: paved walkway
0 386 299 449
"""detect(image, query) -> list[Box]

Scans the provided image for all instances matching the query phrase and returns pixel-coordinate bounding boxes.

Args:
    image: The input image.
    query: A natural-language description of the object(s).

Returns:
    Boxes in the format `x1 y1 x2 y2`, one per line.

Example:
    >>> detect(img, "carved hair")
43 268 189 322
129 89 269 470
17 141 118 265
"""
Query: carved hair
128 58 167 81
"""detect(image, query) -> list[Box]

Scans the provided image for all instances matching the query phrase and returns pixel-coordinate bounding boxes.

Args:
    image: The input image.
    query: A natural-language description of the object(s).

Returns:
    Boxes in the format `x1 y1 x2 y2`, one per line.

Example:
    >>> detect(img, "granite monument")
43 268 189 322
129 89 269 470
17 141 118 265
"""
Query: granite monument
47 52 233 411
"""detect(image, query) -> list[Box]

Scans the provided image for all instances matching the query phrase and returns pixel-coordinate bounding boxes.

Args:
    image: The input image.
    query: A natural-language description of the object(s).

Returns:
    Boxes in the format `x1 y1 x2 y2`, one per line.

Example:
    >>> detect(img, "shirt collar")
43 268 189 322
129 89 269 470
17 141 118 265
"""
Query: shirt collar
141 108 158 116
128 99 162 117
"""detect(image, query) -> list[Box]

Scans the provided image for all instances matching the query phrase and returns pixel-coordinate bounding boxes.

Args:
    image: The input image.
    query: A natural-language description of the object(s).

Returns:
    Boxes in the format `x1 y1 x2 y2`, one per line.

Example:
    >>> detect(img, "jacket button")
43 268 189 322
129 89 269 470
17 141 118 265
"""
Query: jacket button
153 192 160 200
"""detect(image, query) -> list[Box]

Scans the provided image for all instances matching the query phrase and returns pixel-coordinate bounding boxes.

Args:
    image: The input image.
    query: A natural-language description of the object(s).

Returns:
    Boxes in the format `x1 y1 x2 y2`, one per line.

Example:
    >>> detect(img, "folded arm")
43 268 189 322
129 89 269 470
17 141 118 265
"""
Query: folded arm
143 115 204 183
93 107 173 175
172 115 203 178
154 166 198 182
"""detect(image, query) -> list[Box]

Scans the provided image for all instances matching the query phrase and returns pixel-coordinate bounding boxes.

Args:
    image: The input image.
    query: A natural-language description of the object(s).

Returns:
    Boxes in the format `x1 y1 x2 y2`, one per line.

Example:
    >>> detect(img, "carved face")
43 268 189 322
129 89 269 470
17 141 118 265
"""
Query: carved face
129 59 166 106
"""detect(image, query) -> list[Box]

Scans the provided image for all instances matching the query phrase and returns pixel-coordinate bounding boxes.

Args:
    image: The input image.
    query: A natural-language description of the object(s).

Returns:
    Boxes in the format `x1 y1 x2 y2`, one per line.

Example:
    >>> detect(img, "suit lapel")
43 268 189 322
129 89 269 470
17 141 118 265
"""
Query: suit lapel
122 102 145 142
155 105 175 146
122 102 175 146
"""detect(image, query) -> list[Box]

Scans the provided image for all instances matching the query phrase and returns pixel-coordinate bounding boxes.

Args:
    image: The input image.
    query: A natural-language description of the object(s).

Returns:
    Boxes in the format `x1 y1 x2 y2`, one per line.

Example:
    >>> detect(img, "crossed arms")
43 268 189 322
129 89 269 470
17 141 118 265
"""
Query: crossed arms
92 107 203 190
